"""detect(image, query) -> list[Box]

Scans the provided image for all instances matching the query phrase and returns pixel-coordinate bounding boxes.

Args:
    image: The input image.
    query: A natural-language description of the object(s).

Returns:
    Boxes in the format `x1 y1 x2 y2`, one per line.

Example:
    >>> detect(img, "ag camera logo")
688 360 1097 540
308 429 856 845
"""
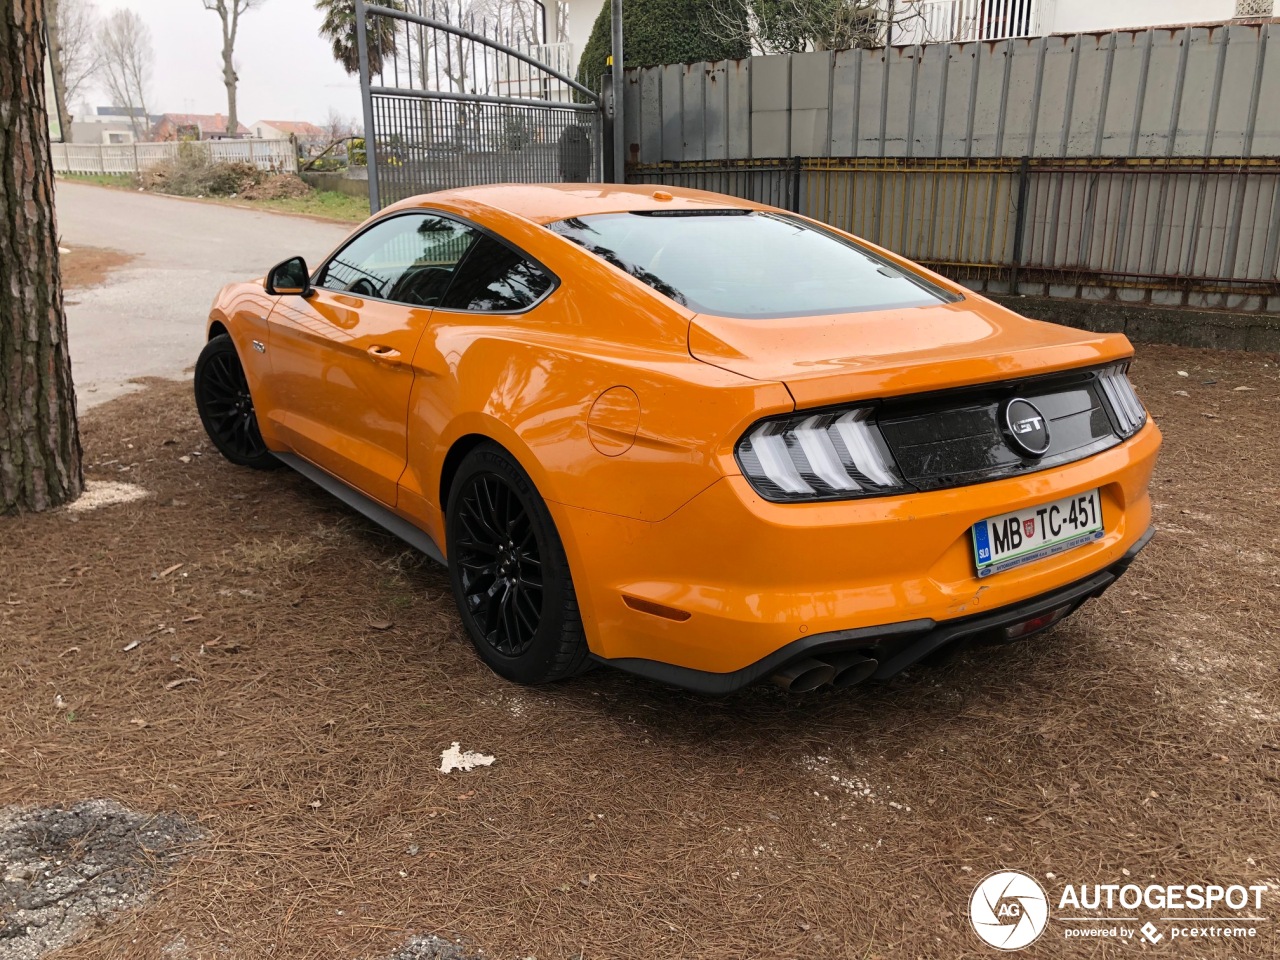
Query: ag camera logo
970 870 1050 950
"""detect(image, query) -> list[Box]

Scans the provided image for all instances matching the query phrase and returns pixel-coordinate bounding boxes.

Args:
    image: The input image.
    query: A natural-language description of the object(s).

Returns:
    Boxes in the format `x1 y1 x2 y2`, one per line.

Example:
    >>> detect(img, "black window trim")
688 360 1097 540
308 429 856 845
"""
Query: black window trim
311 208 560 316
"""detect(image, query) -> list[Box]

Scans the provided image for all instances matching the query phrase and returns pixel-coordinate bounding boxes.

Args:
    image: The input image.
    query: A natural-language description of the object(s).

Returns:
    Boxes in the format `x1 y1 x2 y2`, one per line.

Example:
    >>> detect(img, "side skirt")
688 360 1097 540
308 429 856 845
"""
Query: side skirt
274 452 446 566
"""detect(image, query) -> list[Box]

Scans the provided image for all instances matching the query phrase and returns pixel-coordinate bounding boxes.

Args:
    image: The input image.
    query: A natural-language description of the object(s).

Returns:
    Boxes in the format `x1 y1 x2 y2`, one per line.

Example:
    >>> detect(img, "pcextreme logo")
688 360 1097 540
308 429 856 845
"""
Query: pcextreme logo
968 870 1271 950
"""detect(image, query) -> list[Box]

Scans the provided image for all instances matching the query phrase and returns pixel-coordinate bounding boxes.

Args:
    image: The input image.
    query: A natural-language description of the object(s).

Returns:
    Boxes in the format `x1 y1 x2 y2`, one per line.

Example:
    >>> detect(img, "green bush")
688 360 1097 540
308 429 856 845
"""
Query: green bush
575 0 748 97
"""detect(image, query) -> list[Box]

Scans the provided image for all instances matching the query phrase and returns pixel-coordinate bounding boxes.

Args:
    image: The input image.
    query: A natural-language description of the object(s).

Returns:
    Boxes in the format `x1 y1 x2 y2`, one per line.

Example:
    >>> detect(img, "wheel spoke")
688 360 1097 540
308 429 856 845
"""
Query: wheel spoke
499 586 522 653
513 588 540 633
452 469 545 659
480 479 505 538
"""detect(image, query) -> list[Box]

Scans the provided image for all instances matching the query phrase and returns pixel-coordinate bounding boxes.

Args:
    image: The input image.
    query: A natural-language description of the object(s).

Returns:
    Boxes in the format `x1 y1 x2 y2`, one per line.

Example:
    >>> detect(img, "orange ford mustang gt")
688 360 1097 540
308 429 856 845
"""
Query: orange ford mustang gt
196 184 1159 694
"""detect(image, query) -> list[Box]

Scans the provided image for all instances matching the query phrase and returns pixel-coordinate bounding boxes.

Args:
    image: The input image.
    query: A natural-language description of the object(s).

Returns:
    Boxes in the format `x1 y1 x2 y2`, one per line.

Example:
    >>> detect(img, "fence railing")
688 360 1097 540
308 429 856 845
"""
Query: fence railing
896 0 1044 44
51 139 299 176
627 156 1280 311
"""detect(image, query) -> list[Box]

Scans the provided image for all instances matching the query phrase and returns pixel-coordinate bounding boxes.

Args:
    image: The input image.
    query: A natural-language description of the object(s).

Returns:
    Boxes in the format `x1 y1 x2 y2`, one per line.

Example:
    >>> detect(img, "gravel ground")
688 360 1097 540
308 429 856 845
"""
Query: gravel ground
0 801 198 959
0 344 1277 960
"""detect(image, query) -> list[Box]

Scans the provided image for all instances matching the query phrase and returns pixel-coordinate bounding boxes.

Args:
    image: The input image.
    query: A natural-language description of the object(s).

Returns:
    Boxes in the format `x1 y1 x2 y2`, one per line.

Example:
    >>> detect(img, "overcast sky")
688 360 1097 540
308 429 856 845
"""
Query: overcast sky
91 0 365 125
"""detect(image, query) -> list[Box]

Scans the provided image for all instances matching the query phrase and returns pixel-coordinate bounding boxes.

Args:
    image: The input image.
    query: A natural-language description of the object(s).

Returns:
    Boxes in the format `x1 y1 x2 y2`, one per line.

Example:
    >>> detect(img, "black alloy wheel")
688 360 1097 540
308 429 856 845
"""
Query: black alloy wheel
194 334 278 469
454 472 543 656
446 443 588 684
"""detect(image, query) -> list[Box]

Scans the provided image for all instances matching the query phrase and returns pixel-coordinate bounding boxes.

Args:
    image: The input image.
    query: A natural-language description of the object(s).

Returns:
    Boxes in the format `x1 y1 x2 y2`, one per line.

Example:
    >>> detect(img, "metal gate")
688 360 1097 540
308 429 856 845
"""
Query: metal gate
356 1 604 211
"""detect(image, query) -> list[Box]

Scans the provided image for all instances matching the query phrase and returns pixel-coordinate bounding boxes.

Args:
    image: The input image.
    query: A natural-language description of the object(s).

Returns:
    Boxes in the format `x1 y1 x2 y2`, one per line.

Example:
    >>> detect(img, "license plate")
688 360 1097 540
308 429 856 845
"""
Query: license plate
972 489 1104 578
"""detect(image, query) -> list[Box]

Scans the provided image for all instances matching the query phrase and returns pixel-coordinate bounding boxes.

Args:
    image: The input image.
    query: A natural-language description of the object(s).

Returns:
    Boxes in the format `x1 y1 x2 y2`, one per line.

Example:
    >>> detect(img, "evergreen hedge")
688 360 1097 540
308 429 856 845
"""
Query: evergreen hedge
574 0 748 97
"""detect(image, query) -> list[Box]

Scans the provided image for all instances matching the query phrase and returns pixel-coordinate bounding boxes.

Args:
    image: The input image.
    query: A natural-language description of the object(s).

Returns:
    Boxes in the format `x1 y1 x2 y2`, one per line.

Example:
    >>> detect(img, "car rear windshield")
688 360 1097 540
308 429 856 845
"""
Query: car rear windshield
546 210 958 318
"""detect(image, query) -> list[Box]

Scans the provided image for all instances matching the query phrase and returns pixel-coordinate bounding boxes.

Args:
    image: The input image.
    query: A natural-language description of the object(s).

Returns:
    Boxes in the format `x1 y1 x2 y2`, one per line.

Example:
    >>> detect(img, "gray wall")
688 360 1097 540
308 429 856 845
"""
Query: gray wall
623 22 1280 163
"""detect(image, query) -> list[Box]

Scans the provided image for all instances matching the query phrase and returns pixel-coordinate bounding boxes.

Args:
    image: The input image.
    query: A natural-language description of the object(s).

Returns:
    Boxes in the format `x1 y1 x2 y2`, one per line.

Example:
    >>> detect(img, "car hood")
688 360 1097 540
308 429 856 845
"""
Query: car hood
687 298 1134 407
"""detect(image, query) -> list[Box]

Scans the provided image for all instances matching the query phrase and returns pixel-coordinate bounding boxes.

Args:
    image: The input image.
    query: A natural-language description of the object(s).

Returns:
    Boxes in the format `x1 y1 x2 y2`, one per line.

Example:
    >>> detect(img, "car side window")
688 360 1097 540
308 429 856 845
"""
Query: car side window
317 214 478 307
440 234 553 313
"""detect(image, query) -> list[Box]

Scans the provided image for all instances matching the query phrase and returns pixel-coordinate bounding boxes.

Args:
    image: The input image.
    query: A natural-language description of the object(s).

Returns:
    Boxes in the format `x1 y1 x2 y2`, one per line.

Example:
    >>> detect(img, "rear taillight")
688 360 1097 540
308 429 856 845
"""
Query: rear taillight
1098 364 1147 438
735 407 907 503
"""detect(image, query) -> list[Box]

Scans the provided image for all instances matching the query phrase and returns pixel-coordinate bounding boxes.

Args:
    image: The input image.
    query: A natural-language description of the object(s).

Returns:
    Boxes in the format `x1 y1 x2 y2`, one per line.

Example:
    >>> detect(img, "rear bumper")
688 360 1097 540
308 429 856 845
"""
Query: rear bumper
557 420 1160 691
593 525 1153 694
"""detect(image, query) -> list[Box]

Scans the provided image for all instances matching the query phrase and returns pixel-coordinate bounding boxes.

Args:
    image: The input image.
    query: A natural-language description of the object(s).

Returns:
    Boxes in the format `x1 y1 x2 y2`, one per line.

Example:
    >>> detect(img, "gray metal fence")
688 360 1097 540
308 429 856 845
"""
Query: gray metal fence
623 24 1280 164
628 156 1280 312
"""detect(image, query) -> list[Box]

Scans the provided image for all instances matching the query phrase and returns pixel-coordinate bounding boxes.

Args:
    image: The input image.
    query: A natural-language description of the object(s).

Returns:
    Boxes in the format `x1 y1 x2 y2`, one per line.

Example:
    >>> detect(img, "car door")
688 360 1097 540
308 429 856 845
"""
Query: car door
396 231 559 536
264 212 479 506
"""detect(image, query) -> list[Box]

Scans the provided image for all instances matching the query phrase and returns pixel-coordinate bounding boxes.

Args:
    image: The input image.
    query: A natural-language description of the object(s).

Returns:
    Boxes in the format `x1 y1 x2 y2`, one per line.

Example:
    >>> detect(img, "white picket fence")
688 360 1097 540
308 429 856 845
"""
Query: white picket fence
51 139 298 175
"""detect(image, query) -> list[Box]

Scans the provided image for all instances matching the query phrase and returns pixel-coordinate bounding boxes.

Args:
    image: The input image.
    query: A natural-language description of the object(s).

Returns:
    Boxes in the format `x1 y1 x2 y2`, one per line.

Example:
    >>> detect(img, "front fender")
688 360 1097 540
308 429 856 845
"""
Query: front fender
207 281 281 446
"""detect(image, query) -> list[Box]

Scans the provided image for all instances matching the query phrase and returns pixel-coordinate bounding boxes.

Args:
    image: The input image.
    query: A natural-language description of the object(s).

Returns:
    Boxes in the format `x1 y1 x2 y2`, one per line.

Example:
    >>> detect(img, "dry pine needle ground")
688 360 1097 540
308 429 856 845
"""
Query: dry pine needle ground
0 344 1278 959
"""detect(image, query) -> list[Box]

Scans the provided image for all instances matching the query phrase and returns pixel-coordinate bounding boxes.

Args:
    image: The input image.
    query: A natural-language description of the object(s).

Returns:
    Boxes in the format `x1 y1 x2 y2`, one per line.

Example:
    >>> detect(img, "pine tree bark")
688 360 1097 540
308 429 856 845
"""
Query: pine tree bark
0 0 83 513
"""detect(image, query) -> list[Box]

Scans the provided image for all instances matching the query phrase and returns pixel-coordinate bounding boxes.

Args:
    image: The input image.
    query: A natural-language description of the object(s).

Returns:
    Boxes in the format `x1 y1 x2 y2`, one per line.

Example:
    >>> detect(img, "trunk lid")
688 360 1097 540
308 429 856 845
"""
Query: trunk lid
688 299 1134 407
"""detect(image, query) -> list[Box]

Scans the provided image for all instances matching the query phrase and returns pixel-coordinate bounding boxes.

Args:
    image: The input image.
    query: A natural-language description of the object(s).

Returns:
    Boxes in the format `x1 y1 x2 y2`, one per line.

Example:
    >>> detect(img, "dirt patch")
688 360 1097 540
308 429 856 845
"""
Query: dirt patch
0 800 198 959
59 247 133 290
0 345 1277 958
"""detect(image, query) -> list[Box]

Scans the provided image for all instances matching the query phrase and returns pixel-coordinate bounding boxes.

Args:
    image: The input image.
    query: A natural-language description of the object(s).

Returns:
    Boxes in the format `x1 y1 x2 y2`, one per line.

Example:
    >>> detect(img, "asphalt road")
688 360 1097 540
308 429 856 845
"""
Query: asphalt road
54 182 352 409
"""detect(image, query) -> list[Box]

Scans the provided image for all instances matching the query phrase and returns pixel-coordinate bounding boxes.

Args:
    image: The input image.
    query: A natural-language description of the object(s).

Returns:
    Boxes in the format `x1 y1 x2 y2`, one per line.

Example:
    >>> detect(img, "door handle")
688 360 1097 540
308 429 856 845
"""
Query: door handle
367 345 402 365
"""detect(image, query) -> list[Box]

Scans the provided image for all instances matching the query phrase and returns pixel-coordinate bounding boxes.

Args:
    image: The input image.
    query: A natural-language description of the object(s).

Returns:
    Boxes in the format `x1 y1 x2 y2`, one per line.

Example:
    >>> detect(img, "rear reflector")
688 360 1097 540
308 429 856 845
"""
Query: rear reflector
1003 603 1074 640
623 595 692 622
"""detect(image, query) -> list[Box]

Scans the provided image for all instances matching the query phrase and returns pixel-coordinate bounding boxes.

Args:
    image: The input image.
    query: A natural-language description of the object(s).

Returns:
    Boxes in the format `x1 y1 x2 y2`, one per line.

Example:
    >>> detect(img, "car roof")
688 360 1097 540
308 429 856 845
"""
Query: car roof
393 183 771 225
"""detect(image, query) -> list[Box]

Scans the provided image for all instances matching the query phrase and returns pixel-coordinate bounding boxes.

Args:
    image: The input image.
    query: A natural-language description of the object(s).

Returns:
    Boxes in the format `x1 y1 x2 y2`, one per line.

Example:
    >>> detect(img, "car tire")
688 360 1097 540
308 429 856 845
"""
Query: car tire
193 334 279 470
446 443 589 685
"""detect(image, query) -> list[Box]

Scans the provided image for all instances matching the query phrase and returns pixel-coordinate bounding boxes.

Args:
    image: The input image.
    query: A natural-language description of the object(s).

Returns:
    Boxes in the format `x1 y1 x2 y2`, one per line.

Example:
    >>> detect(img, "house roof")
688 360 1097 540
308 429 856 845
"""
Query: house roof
154 113 251 136
251 120 327 139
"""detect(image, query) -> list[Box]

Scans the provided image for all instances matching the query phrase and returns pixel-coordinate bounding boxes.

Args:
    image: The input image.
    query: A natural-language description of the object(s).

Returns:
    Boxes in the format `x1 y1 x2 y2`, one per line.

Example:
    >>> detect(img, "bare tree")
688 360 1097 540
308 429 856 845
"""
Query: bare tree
700 0 926 54
99 9 154 139
475 0 540 47
300 108 360 169
45 0 72 137
200 0 263 137
46 0 101 138
412 0 488 95
323 108 359 144
1 0 84 512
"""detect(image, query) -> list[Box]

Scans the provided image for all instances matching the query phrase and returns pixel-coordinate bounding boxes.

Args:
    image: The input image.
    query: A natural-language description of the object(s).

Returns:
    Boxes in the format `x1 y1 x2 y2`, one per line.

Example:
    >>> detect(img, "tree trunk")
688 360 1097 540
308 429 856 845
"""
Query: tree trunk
44 0 72 141
0 0 84 513
222 41 237 135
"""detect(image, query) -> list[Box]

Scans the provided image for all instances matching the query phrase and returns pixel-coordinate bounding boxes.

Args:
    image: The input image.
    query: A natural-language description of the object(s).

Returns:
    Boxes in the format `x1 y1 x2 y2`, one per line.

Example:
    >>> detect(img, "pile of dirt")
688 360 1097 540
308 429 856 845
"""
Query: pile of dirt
239 174 314 201
138 145 263 198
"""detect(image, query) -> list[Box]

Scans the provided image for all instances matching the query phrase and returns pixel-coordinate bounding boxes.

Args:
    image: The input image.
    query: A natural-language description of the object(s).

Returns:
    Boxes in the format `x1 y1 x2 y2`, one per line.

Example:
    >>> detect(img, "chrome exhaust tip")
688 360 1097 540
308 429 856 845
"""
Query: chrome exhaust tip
770 658 837 693
823 652 879 689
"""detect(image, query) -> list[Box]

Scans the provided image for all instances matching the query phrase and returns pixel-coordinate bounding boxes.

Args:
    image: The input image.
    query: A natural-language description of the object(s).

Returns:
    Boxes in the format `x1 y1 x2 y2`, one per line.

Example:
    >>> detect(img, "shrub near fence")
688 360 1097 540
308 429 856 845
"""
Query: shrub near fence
52 139 298 176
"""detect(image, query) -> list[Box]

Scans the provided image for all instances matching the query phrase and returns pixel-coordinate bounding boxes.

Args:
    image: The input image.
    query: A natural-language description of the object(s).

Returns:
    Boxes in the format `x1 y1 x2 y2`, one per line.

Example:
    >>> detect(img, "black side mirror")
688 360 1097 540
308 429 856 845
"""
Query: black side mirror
265 256 313 297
